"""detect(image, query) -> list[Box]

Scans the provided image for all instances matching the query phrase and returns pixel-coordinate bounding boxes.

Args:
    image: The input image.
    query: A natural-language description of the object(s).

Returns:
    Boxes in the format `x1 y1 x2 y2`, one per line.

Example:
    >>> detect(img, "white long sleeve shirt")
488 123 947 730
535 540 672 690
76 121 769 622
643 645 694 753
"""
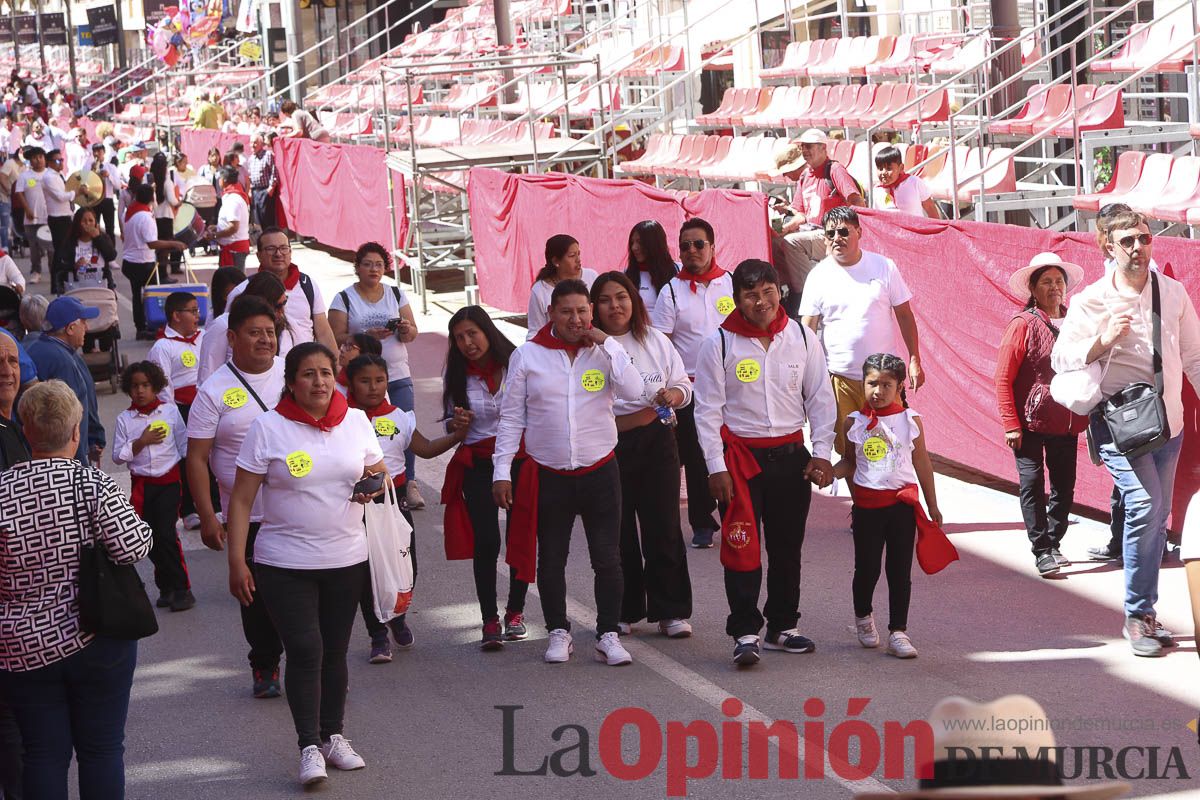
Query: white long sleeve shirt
1051 270 1200 438
42 169 73 217
493 335 645 477
112 403 188 478
694 320 838 472
651 272 736 376
611 327 693 416
147 326 204 405
443 370 504 445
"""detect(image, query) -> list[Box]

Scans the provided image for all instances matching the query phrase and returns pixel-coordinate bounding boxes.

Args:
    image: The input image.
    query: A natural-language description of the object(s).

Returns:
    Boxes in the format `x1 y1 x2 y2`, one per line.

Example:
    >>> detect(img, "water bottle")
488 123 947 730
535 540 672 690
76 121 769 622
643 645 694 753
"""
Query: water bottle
655 404 677 428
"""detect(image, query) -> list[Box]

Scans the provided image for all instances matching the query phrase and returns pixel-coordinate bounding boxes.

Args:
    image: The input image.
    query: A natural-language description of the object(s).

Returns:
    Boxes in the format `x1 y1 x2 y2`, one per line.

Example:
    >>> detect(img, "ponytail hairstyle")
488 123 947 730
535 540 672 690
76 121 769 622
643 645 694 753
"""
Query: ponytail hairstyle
534 234 579 284
443 305 514 412
862 352 909 408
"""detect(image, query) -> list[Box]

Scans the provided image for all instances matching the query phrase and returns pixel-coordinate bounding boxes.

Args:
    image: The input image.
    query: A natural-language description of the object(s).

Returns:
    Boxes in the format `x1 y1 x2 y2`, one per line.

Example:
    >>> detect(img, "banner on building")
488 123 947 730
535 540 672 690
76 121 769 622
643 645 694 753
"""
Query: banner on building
41 12 68 45
142 0 174 20
87 5 120 46
14 15 37 45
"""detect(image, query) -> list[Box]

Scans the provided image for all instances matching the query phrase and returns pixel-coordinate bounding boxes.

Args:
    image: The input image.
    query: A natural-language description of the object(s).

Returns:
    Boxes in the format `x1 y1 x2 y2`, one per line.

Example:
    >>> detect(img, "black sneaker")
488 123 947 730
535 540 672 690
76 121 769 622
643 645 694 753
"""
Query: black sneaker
481 618 504 652
763 628 816 653
389 616 414 650
691 528 715 548
503 610 528 641
1035 554 1060 577
1123 616 1164 657
252 667 282 698
1087 545 1122 562
170 589 196 612
732 636 761 666
1050 549 1069 567
156 593 172 608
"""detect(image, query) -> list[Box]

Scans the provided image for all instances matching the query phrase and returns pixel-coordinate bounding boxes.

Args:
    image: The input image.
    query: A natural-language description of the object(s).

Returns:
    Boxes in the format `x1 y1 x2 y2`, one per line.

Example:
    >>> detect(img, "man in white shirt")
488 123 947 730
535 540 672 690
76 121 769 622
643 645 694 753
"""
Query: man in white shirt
13 146 50 281
492 279 645 667
42 149 74 253
799 206 924 455
651 217 733 548
208 167 250 270
22 120 56 153
694 259 837 666
87 141 121 237
121 182 185 337
187 294 284 698
1052 211 1200 659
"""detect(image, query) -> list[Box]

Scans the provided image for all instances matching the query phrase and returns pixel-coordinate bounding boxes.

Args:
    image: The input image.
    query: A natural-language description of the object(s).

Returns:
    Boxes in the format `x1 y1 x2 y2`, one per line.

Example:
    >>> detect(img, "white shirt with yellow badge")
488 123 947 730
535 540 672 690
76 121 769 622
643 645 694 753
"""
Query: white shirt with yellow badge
237 407 384 570
651 272 736 377
367 407 416 481
845 408 921 491
147 325 205 405
112 403 188 478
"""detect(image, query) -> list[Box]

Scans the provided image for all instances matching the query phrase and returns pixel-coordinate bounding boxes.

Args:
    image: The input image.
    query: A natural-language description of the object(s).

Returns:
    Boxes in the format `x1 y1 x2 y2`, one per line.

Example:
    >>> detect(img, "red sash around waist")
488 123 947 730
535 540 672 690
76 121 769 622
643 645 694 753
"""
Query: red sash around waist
130 463 181 517
851 483 959 575
719 426 806 572
174 385 197 406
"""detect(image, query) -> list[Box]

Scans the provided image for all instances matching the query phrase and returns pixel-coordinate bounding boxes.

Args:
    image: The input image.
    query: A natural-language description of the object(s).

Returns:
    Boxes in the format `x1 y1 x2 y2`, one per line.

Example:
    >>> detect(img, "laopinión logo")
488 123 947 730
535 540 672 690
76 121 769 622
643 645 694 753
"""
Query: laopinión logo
495 700 1194 797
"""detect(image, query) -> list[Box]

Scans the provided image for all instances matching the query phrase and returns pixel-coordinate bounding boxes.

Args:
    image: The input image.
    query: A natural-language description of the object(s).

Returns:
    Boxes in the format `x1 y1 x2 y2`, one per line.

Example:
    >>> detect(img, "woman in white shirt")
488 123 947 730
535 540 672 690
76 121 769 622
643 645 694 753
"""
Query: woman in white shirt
149 153 182 276
440 306 531 651
623 220 679 309
328 242 423 508
525 234 598 340
590 272 694 639
226 342 385 787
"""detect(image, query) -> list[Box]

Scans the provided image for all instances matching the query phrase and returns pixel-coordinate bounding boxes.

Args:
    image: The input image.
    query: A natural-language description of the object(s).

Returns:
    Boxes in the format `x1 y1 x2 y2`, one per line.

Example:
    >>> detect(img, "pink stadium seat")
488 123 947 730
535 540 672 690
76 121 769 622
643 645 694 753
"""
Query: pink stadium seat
809 37 857 78
686 136 732 178
1093 22 1156 73
835 84 878 129
989 84 1050 136
889 87 948 130
1008 84 1070 136
845 82 896 129
791 84 830 128
930 35 988 76
849 36 896 76
617 134 678 175
1071 150 1146 213
1147 156 1200 222
762 40 812 79
1111 153 1175 212
776 86 818 127
817 85 853 127
696 88 743 126
729 89 774 126
799 39 837 78
1049 86 1124 136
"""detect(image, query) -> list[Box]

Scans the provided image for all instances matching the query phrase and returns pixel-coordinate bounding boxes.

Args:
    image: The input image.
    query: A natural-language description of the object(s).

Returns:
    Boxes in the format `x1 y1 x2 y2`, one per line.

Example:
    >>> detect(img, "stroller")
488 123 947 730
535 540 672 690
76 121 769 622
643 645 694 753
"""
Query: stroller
65 286 125 394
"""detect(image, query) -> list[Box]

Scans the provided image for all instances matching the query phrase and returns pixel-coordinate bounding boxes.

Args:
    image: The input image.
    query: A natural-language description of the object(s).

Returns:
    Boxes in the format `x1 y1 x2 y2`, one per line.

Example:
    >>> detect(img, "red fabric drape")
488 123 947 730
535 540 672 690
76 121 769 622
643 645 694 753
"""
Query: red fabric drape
855 209 1200 525
466 168 770 313
180 130 249 172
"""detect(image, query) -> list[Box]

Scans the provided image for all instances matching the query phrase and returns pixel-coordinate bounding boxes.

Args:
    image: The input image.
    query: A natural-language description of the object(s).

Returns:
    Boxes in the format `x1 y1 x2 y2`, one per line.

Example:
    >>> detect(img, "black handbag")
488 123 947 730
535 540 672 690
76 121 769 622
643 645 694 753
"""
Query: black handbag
1102 272 1170 459
75 470 159 641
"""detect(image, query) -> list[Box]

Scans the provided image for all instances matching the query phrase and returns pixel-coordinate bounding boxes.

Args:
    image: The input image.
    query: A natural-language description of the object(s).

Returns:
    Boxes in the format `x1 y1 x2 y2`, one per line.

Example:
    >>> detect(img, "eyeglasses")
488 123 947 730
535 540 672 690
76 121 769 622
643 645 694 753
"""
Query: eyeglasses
261 245 292 255
1116 233 1152 249
679 239 709 251
359 261 387 270
824 227 853 240
180 307 200 315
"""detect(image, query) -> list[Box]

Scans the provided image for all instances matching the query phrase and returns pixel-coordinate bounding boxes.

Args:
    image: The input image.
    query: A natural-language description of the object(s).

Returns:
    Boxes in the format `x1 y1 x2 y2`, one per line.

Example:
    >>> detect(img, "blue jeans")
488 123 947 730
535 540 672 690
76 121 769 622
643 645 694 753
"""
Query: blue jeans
0 636 138 800
1091 416 1183 618
0 202 10 251
388 377 416 481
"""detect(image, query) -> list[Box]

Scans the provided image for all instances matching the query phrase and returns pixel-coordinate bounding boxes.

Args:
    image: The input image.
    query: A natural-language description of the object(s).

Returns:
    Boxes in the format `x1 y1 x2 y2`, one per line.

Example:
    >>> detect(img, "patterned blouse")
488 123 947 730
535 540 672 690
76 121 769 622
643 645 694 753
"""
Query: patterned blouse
0 459 152 672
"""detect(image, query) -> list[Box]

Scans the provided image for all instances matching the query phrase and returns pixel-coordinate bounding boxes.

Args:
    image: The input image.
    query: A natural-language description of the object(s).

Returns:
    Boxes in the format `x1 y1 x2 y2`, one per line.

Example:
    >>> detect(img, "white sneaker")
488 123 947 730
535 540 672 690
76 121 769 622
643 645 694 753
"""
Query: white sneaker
183 513 201 530
886 631 918 659
659 619 693 638
406 482 426 510
617 622 632 635
299 745 328 786
594 631 633 666
321 734 365 770
544 628 573 663
854 615 879 648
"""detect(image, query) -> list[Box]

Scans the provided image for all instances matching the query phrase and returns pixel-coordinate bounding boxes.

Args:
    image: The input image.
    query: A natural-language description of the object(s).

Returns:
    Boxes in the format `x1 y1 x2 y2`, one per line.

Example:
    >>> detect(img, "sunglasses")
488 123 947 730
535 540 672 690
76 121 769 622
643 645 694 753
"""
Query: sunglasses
1116 233 1152 249
679 239 709 251
824 227 853 240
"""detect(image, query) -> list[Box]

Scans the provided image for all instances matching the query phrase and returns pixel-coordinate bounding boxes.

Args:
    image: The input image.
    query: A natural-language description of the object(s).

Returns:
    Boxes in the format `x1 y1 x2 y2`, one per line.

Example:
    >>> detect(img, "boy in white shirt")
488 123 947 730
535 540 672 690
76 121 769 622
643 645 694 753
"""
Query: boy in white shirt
871 146 941 219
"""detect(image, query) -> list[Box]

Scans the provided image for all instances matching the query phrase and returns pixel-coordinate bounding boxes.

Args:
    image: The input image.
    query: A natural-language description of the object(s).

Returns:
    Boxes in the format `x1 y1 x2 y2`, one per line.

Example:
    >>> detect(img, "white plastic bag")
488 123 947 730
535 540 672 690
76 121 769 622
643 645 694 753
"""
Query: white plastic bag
364 479 414 624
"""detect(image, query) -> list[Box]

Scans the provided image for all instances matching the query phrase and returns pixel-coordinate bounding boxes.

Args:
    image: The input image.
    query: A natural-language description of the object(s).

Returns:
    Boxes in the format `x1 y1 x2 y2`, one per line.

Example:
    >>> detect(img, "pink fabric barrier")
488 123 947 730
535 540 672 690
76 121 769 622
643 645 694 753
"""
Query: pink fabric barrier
272 137 408 252
857 209 1200 524
180 129 250 170
467 168 770 314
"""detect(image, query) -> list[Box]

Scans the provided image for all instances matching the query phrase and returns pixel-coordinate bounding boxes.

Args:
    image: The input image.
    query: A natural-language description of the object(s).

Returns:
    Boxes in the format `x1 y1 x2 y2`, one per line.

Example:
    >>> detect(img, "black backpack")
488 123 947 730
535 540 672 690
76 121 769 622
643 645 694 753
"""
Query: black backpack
823 159 864 202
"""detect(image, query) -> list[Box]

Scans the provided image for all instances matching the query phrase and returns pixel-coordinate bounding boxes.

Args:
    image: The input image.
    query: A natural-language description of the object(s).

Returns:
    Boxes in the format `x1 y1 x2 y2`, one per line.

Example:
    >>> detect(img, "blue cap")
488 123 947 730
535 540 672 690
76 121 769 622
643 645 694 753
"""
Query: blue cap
43 296 100 332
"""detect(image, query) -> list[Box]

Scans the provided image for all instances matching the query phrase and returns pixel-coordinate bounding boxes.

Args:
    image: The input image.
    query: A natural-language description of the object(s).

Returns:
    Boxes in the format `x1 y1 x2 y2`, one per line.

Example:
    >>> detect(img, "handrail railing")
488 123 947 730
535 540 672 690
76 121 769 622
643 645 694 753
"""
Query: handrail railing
79 51 162 112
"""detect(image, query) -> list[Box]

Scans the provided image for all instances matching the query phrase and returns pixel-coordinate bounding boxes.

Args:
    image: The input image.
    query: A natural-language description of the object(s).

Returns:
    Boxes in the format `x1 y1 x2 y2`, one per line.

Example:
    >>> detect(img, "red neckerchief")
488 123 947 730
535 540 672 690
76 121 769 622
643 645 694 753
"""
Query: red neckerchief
348 396 398 419
0 248 7 259
860 402 906 431
720 307 789 341
158 326 200 345
880 172 910 204
274 390 349 432
128 398 162 415
682 261 725 293
531 324 591 354
222 182 250 205
124 201 152 222
281 262 301 291
466 359 501 394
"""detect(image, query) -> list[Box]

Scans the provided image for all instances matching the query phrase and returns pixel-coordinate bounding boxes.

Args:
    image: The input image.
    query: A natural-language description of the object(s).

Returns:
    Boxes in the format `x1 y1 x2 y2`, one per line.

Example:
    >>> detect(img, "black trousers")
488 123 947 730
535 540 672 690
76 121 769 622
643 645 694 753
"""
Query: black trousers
536 459 623 636
616 422 692 623
140 480 189 594
121 259 157 333
242 523 283 672
251 187 277 230
359 499 416 638
1013 431 1078 555
464 457 528 621
723 443 812 638
95 198 115 239
674 401 718 533
851 502 916 631
155 218 181 273
0 695 21 799
256 560 368 749
47 215 70 252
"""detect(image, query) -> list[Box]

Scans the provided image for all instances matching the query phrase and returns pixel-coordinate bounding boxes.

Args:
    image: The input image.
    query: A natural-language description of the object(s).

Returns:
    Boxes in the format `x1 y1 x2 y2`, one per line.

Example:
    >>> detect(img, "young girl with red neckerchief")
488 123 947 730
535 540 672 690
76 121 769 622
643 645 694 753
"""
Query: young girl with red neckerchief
833 353 958 660
344 353 468 663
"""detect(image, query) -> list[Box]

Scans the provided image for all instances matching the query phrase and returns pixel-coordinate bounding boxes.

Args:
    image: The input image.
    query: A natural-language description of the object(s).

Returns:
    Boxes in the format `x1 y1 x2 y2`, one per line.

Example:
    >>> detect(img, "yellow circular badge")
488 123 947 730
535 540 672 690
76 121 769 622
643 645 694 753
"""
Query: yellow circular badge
581 369 606 392
862 436 889 463
715 296 735 315
148 420 170 437
222 388 248 409
735 358 761 383
285 450 314 478
25 178 36 189
374 417 397 436
180 350 197 368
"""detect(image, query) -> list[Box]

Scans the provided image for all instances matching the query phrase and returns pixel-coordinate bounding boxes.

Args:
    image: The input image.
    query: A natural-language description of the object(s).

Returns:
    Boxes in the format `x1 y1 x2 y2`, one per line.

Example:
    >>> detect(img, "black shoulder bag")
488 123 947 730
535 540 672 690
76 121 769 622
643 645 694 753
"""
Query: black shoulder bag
1101 272 1170 459
76 469 159 640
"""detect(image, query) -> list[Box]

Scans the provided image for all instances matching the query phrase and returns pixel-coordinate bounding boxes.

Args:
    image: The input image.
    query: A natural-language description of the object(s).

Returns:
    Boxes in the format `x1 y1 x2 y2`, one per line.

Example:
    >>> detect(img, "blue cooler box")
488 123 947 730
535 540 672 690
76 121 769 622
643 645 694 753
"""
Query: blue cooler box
144 283 210 329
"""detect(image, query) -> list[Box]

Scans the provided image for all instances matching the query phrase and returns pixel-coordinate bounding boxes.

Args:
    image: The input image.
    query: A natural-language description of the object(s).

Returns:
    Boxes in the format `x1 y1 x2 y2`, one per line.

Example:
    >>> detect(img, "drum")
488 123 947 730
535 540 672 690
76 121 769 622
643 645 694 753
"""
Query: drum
172 203 205 248
36 225 52 244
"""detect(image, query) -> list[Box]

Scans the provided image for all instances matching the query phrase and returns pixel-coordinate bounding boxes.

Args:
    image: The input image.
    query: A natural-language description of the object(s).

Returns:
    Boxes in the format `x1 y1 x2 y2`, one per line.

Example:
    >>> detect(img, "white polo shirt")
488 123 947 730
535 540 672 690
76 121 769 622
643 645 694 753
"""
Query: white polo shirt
365 407 415 481
611 327 693 417
121 209 158 263
651 272 736 376
693 320 838 470
216 192 250 247
147 326 204 405
227 270 328 348
42 169 73 218
237 407 384 569
112 403 187 478
525 269 599 341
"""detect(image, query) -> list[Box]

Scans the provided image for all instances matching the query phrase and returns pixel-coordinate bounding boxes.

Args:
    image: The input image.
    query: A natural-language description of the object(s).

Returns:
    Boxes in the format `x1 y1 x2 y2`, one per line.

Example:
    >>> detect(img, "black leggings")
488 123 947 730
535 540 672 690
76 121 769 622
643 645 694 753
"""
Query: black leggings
464 457 528 622
140 480 189 594
155 217 181 273
256 561 368 749
851 502 916 632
